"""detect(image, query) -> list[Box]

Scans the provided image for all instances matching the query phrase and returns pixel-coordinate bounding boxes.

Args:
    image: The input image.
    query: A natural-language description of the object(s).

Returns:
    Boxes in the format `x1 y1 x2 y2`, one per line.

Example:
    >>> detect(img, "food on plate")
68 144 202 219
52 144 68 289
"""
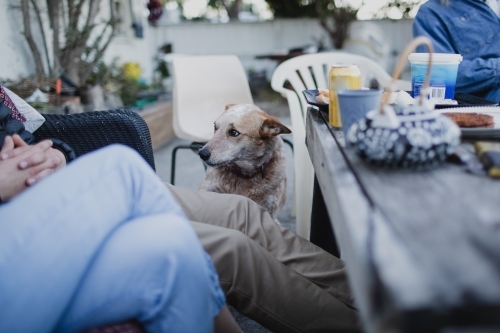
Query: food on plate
316 89 329 104
442 112 494 128
382 90 414 105
381 91 396 104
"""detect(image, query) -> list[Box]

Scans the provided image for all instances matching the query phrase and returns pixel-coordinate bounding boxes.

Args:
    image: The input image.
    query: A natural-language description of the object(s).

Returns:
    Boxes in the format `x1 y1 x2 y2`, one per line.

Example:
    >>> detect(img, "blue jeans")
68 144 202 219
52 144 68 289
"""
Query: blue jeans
0 145 224 333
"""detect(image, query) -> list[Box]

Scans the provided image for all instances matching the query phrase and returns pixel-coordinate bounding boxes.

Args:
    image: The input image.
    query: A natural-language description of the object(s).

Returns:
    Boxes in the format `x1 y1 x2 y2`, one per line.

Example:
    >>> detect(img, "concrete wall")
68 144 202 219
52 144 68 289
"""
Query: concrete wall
151 18 414 80
0 1 414 83
0 1 40 79
101 0 156 85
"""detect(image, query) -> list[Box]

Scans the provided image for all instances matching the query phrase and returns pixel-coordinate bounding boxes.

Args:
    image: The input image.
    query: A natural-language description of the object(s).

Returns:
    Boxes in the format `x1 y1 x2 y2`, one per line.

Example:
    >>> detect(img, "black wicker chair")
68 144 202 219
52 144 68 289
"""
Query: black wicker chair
35 109 155 171
35 109 150 333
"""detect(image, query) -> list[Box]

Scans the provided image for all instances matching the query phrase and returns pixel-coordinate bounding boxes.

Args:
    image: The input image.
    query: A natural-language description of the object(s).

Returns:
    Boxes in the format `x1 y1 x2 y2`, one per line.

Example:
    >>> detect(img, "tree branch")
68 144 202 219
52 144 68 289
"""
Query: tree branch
66 0 77 46
215 0 230 13
63 0 90 66
84 0 102 33
86 20 112 56
80 28 114 84
316 0 335 42
47 0 62 74
79 0 117 84
316 0 358 49
62 0 101 80
72 0 102 58
74 0 87 25
67 0 76 30
30 0 52 75
61 0 75 68
21 0 45 77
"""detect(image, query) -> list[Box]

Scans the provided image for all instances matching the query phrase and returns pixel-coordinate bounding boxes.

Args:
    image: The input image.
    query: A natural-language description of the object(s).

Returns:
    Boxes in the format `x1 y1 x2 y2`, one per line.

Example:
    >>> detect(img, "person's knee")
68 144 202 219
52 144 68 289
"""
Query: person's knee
101 144 143 165
82 144 143 170
210 229 255 269
56 216 211 332
91 144 154 179
228 230 254 253
141 217 200 263
110 215 201 274
226 194 270 230
231 193 261 212
205 228 263 299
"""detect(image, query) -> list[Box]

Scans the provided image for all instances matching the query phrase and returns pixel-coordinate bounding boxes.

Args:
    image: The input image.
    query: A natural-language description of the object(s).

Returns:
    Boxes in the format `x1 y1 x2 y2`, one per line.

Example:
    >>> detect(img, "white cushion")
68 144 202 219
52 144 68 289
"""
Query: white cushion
1 86 45 133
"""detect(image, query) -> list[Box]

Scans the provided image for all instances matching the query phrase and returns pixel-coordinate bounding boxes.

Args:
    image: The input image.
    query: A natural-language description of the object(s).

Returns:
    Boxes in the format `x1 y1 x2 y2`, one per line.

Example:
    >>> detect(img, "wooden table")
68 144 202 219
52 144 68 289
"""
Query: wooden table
305 107 500 333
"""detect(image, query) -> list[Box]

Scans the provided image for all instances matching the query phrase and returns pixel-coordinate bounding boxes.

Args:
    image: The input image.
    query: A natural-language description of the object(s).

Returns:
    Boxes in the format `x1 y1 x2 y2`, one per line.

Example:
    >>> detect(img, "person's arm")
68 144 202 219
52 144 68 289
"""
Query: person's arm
413 5 500 97
0 136 63 202
1 96 73 167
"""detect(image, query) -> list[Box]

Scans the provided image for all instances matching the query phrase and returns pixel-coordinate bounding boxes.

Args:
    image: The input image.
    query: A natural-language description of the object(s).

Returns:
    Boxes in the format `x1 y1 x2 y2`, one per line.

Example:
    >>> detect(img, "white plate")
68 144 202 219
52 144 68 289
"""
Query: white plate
437 106 500 138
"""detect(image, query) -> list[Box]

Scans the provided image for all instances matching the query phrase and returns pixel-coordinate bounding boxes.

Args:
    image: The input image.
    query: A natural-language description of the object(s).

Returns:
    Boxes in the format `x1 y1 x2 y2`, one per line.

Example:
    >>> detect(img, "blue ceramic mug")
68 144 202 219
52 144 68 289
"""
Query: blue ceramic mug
337 89 382 142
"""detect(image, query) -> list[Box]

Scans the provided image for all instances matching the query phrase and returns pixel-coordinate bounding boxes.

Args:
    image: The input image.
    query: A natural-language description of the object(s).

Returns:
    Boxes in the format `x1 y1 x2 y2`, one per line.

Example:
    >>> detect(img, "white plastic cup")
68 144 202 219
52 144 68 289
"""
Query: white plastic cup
408 53 463 100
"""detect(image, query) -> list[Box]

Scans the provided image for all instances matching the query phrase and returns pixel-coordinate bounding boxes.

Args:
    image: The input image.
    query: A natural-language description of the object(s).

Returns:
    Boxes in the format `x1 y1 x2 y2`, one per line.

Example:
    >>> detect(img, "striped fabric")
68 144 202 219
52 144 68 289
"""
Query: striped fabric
0 86 26 122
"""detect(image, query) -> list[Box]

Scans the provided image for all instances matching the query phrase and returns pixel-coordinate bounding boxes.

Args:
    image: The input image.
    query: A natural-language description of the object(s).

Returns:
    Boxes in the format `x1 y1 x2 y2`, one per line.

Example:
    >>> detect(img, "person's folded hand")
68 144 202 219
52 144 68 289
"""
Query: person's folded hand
0 136 63 201
1 134 65 172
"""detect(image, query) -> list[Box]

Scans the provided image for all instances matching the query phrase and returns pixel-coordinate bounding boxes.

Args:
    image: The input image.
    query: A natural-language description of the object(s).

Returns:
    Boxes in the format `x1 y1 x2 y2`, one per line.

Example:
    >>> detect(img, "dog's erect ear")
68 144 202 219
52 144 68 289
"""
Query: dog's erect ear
225 104 237 111
260 116 292 137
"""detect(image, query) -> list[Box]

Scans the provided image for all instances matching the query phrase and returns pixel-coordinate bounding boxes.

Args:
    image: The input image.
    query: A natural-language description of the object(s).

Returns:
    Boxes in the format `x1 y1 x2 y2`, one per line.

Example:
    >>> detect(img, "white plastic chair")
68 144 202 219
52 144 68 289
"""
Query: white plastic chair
271 52 410 239
170 55 253 183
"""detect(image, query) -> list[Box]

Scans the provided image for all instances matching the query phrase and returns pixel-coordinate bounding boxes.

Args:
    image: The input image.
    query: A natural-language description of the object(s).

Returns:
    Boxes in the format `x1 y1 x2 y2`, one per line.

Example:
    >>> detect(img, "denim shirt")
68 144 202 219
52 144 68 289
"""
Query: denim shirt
413 0 500 102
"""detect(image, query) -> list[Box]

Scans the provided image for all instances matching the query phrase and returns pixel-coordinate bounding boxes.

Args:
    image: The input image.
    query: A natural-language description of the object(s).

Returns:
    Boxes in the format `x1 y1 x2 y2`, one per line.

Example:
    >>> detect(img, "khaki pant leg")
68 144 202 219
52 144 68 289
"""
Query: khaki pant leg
167 184 355 307
191 221 360 333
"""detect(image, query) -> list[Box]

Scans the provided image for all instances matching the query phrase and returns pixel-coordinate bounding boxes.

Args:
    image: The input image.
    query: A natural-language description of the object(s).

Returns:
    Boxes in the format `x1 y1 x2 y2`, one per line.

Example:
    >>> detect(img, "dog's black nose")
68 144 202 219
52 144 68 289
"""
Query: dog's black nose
198 148 211 161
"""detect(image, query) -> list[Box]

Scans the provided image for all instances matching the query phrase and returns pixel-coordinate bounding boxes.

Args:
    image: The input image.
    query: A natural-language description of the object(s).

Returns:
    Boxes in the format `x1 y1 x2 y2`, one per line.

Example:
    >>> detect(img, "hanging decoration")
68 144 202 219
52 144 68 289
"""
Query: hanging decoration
147 0 164 24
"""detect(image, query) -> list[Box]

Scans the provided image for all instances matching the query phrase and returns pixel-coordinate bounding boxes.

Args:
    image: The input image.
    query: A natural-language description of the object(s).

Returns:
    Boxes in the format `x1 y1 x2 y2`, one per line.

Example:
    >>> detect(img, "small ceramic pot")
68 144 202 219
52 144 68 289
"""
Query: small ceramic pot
347 36 462 170
347 103 461 170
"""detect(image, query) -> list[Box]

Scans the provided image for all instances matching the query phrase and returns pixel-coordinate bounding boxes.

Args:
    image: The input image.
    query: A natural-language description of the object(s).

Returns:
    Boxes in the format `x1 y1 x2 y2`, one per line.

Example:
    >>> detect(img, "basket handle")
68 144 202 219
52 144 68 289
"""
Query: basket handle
380 36 434 112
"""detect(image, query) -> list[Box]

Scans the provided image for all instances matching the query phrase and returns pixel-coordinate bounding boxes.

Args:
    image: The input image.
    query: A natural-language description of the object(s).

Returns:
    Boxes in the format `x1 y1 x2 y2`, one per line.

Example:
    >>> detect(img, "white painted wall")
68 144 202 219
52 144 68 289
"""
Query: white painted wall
0 0 154 83
0 3 414 84
151 18 414 81
101 0 156 84
0 1 40 79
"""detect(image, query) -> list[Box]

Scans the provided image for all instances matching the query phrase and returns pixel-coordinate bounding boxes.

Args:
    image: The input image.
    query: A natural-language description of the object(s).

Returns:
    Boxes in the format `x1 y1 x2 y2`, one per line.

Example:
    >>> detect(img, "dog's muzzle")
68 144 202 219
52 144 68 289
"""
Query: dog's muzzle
198 148 211 161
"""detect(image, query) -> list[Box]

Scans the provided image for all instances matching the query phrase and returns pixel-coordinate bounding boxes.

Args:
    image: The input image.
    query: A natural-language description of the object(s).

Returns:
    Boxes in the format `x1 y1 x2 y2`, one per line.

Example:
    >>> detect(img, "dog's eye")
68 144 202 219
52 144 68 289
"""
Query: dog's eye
228 129 240 137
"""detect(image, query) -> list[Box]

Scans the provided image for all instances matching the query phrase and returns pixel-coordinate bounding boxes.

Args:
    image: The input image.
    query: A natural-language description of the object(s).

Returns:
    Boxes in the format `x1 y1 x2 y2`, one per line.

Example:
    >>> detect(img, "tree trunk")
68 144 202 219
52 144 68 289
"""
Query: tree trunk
79 1 118 85
66 64 81 86
331 8 357 49
61 0 102 85
316 0 358 50
223 0 242 20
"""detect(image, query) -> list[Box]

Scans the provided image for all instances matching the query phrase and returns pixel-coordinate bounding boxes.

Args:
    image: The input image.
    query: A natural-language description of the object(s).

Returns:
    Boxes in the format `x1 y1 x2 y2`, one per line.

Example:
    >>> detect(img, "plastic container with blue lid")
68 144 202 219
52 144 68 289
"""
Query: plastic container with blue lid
408 53 463 100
